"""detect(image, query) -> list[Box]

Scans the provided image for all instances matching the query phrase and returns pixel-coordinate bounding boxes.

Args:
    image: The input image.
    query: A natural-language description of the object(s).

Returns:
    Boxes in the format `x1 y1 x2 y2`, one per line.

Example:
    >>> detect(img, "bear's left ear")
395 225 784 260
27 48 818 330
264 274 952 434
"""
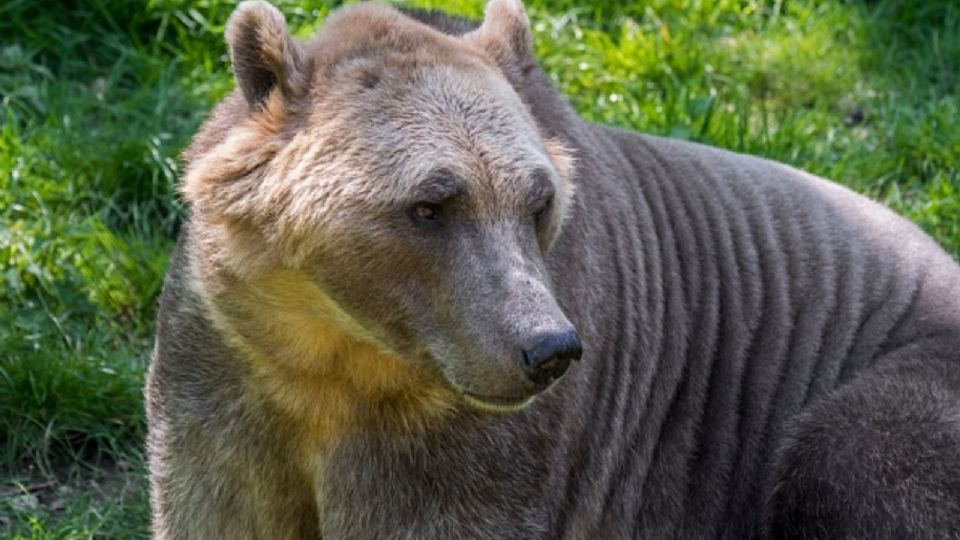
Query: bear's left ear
226 0 306 110
465 0 536 77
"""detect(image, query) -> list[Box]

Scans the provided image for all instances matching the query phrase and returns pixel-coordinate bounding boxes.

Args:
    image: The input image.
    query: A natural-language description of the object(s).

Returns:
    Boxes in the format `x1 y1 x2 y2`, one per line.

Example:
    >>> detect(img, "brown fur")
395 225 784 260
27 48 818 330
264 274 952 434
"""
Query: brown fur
182 3 572 274
148 1 960 538
152 3 580 534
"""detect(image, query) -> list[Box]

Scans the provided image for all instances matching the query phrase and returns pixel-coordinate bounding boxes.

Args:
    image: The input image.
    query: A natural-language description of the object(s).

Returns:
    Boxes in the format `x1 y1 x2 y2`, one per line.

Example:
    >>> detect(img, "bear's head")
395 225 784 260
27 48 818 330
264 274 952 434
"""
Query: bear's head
182 0 580 414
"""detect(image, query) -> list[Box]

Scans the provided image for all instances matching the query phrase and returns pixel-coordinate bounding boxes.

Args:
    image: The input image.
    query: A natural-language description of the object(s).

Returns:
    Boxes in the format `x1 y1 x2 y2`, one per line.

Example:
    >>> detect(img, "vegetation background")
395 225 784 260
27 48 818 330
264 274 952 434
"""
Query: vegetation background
1 0 957 536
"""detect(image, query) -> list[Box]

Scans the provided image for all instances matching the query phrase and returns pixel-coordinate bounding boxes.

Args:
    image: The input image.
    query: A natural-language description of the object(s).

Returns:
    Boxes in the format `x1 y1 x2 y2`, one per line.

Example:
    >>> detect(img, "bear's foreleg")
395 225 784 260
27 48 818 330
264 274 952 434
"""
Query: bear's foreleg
146 409 319 539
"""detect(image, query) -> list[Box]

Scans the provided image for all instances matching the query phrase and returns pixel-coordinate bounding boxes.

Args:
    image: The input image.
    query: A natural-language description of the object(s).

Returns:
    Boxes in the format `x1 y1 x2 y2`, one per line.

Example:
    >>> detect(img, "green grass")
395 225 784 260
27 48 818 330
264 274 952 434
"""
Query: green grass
1 0 957 536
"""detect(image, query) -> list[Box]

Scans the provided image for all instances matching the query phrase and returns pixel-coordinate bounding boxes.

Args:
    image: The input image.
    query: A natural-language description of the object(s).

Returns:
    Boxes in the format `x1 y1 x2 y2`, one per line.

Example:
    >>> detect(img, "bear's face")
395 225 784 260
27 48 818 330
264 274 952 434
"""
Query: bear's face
182 0 579 412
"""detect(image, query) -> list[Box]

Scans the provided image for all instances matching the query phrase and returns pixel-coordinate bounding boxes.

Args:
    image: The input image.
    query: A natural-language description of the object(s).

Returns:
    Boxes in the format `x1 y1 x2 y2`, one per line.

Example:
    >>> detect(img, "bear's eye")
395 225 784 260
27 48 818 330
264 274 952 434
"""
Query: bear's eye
411 202 442 225
529 169 556 227
534 197 552 221
533 193 554 227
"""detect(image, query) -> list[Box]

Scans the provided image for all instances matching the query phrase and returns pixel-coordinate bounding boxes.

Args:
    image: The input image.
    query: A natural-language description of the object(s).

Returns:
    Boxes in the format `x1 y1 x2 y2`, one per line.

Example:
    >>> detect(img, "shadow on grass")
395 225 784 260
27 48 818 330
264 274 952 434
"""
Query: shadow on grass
849 0 960 252
0 0 223 483
858 0 959 91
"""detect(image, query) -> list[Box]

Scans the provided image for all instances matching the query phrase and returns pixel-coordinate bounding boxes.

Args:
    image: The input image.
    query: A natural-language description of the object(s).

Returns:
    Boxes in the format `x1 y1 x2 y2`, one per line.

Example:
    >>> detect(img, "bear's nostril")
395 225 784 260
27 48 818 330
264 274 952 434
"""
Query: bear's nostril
521 330 582 389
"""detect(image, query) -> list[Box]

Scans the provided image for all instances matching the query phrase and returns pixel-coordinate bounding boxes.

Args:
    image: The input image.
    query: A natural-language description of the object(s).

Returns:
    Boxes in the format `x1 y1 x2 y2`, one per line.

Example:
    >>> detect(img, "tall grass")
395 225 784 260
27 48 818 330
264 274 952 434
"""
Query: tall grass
1 0 957 536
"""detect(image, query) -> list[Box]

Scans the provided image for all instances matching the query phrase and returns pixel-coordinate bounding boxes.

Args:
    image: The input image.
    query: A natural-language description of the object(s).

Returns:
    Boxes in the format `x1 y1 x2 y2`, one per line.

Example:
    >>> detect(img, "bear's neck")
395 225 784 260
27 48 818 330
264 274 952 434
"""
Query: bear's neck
194 262 459 459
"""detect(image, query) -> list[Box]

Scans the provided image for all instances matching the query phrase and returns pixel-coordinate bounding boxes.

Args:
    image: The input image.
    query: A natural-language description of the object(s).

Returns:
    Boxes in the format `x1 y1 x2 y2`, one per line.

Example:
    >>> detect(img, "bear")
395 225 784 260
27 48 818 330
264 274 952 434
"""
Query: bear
145 0 960 538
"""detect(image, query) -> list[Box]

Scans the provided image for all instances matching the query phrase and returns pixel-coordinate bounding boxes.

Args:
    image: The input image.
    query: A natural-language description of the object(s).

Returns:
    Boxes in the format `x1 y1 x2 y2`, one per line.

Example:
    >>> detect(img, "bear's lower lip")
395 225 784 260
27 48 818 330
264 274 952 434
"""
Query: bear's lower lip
459 390 536 413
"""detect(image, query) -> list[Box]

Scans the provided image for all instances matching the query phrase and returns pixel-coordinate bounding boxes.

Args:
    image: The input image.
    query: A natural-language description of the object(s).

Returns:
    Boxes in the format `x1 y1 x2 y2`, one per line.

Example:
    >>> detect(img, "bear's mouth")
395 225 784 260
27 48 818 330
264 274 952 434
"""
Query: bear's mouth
459 390 536 414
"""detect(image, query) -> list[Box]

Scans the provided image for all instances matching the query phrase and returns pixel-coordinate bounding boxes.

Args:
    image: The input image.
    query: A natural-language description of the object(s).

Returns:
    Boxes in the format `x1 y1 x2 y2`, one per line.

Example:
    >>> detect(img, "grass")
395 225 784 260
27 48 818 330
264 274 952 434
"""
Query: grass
1 0 957 536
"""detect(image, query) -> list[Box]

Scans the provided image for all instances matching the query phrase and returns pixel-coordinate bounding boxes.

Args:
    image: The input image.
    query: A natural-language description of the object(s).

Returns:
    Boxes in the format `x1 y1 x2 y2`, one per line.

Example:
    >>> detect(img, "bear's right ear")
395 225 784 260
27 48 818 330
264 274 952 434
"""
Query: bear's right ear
226 1 305 110
465 0 536 78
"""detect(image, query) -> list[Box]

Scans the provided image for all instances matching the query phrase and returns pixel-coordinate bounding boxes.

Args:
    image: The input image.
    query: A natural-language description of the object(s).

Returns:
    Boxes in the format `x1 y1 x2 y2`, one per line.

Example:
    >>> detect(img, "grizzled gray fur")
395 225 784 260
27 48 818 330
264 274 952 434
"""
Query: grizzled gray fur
146 1 960 538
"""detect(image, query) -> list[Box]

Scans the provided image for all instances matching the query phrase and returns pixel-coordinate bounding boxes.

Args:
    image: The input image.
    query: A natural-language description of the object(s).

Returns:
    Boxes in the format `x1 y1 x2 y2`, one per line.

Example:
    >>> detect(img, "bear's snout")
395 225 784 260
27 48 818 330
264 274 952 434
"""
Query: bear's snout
521 329 581 390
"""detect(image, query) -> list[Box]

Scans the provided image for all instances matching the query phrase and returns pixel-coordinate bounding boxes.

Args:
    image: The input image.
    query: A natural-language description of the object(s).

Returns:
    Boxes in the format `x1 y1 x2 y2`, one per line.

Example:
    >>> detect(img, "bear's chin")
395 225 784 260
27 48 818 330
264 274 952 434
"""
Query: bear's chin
458 390 538 414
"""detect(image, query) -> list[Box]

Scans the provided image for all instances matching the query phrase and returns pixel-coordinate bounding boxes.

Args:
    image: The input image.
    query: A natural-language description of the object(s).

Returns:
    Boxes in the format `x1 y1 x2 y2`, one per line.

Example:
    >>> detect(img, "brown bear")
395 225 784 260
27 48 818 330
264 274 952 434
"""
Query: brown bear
146 0 960 538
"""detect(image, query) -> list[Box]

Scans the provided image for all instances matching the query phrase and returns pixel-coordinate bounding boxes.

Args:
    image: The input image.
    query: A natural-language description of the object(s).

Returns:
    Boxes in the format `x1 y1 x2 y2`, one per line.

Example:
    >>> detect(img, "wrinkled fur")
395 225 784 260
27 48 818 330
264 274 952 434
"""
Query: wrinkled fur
147 1 960 538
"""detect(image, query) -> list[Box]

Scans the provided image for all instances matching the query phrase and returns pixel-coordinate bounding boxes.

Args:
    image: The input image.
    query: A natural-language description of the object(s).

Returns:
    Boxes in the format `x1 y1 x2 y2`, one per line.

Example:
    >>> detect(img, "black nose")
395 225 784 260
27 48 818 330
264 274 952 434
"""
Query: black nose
522 330 582 389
